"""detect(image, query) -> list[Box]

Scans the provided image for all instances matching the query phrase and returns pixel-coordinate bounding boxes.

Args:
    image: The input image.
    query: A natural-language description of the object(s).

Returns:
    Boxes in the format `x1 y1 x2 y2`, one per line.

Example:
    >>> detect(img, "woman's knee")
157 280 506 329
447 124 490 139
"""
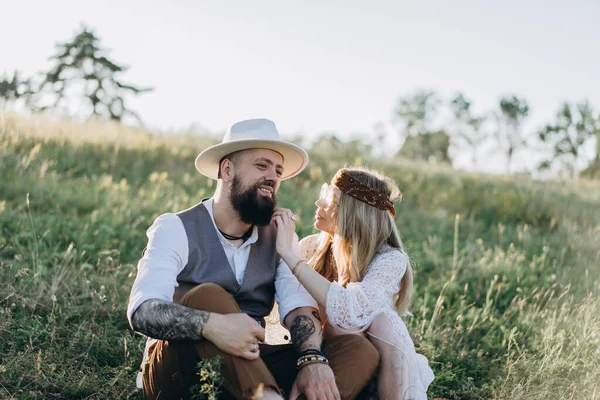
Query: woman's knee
367 313 404 357
367 313 389 336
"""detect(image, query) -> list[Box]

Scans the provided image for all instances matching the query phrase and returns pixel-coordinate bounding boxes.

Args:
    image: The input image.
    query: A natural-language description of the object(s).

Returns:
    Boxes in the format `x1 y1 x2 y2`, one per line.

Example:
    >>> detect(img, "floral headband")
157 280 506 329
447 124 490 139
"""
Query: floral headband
333 170 396 217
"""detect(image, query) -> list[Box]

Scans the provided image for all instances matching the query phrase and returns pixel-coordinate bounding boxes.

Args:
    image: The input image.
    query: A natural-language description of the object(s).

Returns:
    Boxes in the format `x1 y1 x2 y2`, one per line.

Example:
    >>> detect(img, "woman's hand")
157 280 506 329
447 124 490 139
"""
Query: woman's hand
272 208 299 262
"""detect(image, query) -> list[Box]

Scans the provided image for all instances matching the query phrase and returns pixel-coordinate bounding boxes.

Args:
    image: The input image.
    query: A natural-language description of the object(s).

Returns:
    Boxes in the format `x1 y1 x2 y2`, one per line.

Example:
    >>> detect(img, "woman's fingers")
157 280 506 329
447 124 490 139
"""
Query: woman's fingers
274 214 292 227
273 208 292 219
271 210 285 219
273 208 297 222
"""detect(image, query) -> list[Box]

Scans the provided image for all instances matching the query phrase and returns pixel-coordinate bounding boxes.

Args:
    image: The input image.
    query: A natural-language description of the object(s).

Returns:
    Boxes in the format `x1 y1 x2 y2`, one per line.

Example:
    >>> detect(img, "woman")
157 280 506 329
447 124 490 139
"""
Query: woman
272 167 434 400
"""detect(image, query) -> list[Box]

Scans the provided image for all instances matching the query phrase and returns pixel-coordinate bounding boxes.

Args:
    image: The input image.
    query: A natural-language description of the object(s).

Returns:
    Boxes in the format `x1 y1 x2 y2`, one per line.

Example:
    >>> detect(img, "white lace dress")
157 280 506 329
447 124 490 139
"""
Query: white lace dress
299 234 434 400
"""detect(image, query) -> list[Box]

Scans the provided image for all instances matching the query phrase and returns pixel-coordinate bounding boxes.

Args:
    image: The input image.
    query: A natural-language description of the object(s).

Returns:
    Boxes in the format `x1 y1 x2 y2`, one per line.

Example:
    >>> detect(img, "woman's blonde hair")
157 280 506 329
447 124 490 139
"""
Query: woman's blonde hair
307 167 413 316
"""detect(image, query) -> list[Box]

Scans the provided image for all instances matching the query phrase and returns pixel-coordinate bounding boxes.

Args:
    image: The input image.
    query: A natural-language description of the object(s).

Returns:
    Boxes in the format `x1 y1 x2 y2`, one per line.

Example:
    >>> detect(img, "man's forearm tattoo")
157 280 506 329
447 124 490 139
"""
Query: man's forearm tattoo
290 315 316 351
131 299 210 341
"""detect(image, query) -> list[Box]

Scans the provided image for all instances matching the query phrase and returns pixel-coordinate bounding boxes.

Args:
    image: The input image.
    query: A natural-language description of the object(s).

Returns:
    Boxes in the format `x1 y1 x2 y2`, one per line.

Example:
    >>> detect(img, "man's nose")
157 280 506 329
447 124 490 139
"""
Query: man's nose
265 168 280 184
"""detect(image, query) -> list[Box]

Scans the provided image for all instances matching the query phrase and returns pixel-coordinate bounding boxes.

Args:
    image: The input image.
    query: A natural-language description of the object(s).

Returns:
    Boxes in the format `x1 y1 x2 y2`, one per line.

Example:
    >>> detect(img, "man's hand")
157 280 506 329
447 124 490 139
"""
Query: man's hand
203 313 265 360
289 363 340 400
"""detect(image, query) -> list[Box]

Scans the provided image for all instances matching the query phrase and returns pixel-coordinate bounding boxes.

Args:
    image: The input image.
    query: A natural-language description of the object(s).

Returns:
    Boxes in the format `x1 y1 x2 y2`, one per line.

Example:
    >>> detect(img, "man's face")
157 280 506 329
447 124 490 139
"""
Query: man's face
228 149 284 226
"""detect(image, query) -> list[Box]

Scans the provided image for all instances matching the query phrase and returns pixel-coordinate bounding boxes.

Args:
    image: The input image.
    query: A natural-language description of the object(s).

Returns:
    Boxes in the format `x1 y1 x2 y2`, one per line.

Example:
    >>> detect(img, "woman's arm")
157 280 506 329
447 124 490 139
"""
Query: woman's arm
281 252 332 307
272 212 332 306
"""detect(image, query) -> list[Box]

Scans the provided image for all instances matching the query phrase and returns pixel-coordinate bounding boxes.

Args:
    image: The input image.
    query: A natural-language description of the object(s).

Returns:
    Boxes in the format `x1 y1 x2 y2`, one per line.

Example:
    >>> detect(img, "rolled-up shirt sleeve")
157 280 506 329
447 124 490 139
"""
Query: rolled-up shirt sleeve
275 233 318 327
126 213 189 327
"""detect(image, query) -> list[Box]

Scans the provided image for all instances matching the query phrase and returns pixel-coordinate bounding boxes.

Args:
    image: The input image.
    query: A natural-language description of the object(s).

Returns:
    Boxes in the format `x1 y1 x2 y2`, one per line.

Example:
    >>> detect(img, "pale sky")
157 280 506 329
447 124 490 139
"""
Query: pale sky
2 0 599 173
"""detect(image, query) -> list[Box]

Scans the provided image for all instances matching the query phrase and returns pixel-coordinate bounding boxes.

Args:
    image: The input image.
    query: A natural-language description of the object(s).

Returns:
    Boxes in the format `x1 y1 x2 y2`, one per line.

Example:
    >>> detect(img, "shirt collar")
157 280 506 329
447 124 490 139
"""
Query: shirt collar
204 198 259 247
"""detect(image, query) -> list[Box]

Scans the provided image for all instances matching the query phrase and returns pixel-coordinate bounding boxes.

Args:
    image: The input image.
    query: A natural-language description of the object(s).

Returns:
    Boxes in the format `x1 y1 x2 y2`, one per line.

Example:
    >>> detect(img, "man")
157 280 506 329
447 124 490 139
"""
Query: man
127 119 379 399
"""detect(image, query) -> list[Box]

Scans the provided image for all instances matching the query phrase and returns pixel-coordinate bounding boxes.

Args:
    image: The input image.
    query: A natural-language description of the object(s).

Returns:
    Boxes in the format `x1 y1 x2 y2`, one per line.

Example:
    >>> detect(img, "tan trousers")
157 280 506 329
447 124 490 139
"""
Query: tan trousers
142 283 379 400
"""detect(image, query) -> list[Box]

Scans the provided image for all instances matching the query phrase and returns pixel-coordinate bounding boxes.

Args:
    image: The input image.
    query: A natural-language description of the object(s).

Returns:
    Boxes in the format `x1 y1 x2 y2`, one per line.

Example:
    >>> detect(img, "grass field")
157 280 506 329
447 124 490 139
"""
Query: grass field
1 113 599 399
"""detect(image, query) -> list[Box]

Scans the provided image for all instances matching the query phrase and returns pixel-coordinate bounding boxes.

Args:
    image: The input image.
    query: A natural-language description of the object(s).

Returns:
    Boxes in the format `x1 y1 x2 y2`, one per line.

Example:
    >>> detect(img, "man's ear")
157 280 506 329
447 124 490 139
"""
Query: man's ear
220 158 233 182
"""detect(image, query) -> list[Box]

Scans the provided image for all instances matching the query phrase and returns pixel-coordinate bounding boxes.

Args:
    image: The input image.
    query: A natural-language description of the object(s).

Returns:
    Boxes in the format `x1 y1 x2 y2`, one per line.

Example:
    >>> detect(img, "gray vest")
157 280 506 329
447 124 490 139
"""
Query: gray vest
173 202 278 322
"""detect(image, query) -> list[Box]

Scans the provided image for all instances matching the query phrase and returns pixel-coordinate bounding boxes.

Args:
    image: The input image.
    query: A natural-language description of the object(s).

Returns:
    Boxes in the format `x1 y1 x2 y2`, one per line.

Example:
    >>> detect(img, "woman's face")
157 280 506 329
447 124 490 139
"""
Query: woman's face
314 183 341 235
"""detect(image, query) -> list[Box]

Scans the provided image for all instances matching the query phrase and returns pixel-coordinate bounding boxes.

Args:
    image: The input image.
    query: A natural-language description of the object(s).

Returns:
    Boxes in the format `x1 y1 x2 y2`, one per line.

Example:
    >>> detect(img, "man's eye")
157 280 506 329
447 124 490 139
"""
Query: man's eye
257 164 267 169
276 170 283 177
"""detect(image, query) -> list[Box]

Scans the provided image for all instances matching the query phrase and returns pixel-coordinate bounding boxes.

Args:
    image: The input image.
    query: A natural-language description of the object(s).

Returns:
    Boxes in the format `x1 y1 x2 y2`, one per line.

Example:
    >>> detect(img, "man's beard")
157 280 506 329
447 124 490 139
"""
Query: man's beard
229 175 277 226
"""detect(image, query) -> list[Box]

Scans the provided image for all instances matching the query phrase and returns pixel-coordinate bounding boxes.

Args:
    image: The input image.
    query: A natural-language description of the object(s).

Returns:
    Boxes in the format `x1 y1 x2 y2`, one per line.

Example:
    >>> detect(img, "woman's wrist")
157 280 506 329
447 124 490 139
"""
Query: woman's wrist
290 259 304 277
283 253 302 270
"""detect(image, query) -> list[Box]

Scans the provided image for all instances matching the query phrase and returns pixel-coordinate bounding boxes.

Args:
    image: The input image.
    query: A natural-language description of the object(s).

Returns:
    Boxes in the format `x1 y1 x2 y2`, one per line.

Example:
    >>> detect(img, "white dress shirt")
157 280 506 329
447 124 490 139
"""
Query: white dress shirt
127 199 317 388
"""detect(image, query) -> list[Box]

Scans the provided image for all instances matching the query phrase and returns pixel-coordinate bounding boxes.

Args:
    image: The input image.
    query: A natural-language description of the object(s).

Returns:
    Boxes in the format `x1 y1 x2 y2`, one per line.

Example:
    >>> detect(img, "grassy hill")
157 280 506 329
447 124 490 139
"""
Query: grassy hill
1 113 599 399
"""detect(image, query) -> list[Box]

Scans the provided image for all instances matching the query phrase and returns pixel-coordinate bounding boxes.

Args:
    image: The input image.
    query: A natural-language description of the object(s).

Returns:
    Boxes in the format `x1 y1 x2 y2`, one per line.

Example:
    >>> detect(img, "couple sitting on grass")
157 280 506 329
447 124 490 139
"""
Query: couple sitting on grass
127 119 434 400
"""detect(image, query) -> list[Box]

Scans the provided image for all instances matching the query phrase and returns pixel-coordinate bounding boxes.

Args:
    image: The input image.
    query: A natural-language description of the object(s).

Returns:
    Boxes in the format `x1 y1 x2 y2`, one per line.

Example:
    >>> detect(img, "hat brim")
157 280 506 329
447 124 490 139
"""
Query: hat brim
195 139 309 180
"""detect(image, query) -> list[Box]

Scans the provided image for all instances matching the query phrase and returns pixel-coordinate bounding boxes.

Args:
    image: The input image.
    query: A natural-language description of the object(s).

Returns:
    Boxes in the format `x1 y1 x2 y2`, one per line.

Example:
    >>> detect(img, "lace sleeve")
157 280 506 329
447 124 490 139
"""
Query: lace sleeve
325 249 408 333
299 234 321 261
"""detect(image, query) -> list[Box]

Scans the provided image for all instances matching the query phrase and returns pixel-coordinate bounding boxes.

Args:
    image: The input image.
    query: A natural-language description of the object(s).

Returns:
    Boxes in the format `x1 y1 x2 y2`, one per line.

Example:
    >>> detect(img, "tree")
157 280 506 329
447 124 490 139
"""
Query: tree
449 92 488 166
393 90 440 137
35 25 152 122
309 133 373 165
494 95 530 173
538 100 600 178
0 71 34 110
393 90 451 163
398 130 452 164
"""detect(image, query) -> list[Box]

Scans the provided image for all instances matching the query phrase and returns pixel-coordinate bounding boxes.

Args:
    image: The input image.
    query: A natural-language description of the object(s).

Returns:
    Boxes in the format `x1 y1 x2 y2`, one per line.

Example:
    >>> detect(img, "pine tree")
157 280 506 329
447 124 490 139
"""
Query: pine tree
37 25 152 122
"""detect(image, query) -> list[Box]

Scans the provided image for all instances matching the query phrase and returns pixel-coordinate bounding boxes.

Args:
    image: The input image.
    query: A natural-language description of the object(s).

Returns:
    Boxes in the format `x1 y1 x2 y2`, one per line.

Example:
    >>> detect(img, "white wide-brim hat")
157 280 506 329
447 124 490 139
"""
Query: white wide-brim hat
195 118 309 180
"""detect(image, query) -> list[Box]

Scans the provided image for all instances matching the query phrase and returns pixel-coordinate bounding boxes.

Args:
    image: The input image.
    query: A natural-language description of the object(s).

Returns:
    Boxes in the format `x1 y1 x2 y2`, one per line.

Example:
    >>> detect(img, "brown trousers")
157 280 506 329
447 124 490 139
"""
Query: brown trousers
142 283 379 400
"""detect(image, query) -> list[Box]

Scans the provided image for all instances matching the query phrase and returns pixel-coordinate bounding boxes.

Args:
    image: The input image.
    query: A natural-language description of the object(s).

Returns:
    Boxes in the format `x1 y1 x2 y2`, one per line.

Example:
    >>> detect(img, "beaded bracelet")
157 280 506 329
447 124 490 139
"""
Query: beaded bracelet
297 356 328 369
296 354 329 369
298 354 328 362
298 354 327 363
300 349 324 357
297 359 327 369
298 359 328 369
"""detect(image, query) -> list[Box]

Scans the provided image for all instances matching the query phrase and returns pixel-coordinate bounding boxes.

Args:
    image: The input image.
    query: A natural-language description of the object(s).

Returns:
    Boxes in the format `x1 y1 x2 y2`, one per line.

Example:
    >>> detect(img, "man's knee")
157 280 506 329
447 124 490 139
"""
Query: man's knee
324 334 380 400
184 282 229 299
343 335 380 374
180 283 240 313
